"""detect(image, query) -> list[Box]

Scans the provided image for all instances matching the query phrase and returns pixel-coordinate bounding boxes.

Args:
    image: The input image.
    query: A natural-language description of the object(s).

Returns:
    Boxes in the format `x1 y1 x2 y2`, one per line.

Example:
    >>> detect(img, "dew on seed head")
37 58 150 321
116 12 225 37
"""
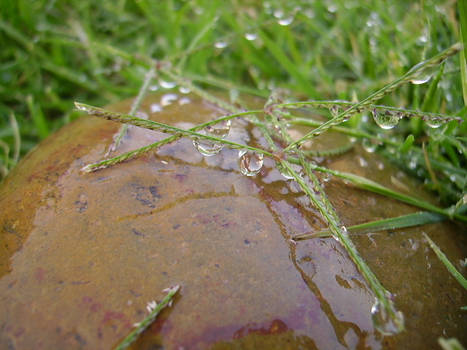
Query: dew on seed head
372 109 400 130
238 150 264 176
161 93 178 106
150 103 162 113
371 292 405 336
245 32 257 41
159 80 176 89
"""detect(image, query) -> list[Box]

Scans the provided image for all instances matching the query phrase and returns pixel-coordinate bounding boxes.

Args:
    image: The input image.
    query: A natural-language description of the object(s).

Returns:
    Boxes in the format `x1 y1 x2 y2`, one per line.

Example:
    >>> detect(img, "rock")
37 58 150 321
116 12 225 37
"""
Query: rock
0 92 465 350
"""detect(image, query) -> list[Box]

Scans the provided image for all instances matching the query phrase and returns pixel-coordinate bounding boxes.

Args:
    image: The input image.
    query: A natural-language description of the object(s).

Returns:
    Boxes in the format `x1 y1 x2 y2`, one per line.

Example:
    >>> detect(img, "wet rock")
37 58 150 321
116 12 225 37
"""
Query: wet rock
0 93 465 350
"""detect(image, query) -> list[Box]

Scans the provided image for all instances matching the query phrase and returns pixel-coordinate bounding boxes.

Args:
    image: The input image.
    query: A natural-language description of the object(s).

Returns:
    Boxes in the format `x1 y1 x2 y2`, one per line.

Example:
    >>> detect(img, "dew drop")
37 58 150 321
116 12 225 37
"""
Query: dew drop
178 97 191 105
273 9 284 18
238 150 264 176
371 293 405 336
159 80 176 89
161 93 178 106
410 74 432 85
193 120 231 157
277 162 294 180
75 102 90 112
150 103 162 113
149 84 159 91
214 41 228 49
362 138 378 153
245 32 257 41
372 109 400 130
179 86 191 94
278 16 294 26
425 117 443 129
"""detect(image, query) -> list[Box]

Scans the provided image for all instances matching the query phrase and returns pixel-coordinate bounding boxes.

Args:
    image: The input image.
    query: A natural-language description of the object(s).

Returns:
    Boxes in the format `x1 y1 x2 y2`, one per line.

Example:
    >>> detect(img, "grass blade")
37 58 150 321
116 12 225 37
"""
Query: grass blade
423 233 467 290
294 211 446 240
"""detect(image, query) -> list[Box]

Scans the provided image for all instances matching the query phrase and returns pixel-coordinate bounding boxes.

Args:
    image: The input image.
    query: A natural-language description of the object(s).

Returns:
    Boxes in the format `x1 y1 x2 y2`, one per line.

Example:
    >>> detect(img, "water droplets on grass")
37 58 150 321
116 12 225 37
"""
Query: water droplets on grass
371 109 400 130
193 120 231 157
371 292 405 336
277 162 294 180
238 150 264 176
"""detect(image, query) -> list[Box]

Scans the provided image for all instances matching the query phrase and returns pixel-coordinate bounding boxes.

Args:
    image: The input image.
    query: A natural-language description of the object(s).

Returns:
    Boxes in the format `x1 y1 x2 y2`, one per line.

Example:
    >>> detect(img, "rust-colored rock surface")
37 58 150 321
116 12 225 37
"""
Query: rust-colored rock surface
0 92 465 350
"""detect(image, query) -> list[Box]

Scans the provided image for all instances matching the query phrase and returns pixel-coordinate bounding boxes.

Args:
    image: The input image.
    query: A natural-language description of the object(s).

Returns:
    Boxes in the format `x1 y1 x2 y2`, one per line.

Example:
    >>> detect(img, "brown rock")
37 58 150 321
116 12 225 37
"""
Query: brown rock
0 93 465 350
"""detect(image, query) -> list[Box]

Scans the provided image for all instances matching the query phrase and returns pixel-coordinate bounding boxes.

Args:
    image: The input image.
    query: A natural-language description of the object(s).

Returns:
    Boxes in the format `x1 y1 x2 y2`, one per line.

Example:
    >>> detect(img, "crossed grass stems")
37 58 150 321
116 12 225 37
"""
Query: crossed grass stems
76 43 466 345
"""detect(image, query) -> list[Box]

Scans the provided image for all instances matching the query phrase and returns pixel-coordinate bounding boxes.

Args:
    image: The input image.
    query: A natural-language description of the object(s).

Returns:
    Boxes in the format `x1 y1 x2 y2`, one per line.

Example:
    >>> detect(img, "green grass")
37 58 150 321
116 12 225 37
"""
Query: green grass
1 0 466 342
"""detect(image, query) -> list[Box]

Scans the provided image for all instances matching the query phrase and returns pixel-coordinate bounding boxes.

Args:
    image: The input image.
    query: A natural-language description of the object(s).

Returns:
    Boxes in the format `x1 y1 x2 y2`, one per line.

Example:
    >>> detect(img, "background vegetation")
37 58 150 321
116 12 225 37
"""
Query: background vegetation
0 0 465 207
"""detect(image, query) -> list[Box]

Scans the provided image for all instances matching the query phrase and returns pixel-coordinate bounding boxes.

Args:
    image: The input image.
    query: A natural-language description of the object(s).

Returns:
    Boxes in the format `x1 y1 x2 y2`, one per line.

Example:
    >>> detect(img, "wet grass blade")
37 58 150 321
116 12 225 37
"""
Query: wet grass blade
294 211 446 240
115 285 180 350
423 233 467 290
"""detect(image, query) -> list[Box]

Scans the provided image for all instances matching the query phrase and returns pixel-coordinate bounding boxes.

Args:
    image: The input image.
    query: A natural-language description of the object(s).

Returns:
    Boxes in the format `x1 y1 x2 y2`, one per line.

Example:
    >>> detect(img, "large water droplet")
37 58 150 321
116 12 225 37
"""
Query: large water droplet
372 109 400 129
371 293 405 336
410 74 432 85
238 150 264 176
193 120 231 157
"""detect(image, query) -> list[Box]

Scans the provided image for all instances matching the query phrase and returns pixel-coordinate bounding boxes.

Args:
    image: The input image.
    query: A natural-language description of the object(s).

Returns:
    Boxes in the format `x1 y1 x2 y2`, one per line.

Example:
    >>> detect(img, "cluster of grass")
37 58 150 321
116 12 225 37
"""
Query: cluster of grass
1 0 466 345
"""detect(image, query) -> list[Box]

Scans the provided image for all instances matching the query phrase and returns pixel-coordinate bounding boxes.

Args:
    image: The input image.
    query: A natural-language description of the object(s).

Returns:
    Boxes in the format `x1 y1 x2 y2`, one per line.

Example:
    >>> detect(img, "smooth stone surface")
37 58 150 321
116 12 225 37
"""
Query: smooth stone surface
0 92 465 350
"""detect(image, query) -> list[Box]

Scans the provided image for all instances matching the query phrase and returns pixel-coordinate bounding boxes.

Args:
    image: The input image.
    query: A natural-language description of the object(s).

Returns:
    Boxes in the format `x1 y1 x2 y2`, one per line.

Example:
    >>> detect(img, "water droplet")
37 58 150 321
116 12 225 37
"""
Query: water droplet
179 86 191 94
410 74 431 85
193 120 231 157
178 97 191 105
357 156 368 168
135 111 148 120
150 103 162 113
159 80 176 89
371 293 405 335
273 9 284 18
278 16 294 26
425 117 443 128
408 157 417 170
372 109 400 130
149 84 159 91
245 32 257 41
277 162 294 180
214 41 228 49
75 102 90 112
238 150 264 176
362 138 378 153
161 93 178 106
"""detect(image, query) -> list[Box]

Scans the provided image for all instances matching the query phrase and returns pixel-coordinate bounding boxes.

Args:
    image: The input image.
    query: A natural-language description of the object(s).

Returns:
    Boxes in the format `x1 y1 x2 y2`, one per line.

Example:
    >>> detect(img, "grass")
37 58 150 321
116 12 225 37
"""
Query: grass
1 0 466 344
